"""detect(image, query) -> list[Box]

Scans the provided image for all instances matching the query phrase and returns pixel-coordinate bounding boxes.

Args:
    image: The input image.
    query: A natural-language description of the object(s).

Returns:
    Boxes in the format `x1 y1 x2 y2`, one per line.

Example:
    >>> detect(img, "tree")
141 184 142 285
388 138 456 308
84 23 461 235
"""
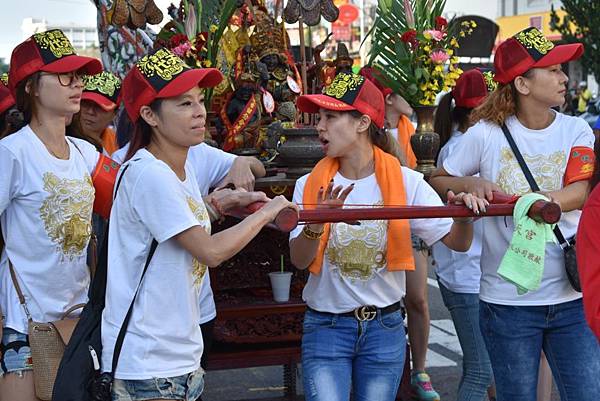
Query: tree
0 58 8 75
550 1 600 82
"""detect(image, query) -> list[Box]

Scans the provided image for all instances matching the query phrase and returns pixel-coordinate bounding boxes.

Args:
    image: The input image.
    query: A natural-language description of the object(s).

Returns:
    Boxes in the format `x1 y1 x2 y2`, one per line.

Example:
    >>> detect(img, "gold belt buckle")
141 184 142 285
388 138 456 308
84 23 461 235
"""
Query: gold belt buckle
354 305 377 322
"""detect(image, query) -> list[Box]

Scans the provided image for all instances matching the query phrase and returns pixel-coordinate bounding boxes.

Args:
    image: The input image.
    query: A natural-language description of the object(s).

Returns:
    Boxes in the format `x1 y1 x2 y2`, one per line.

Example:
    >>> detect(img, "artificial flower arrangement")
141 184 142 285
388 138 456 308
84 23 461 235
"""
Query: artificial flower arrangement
155 0 238 69
366 0 476 106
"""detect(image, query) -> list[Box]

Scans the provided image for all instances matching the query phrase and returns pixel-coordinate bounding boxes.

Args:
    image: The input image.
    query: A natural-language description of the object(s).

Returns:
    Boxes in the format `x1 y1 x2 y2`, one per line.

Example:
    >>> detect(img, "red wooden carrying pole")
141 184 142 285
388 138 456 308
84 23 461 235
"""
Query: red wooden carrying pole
226 192 561 233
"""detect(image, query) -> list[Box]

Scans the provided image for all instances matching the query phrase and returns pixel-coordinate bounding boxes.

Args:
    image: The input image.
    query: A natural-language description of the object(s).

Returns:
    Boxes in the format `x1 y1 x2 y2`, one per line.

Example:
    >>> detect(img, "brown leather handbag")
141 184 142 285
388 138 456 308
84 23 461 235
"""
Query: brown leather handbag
8 261 84 400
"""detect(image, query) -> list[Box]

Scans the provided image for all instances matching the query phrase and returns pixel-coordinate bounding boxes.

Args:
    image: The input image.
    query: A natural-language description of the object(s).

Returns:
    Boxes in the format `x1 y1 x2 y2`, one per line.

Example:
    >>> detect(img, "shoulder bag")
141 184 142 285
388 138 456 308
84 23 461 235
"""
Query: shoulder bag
52 163 158 401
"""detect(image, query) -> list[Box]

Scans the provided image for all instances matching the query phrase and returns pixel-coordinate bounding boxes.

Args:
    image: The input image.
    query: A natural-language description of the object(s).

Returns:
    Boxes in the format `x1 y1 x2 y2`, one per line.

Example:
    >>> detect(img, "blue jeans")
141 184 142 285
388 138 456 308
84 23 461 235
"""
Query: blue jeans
438 282 493 401
301 308 406 401
480 298 600 401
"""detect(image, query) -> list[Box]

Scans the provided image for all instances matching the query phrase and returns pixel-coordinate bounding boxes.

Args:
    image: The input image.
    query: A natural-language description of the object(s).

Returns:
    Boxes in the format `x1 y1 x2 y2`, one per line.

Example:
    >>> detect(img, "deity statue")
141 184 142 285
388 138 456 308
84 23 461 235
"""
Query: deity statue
317 42 354 90
250 11 302 106
334 42 354 76
218 58 265 152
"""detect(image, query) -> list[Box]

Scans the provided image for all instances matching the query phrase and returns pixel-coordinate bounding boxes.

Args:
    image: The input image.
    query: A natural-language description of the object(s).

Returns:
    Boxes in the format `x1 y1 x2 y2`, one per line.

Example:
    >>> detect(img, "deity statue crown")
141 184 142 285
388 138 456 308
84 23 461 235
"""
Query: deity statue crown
250 11 286 60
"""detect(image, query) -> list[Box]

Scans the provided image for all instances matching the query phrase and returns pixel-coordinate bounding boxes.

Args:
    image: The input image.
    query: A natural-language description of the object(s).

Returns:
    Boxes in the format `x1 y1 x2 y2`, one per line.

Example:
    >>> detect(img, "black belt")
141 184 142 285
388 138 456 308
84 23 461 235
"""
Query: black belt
307 301 403 322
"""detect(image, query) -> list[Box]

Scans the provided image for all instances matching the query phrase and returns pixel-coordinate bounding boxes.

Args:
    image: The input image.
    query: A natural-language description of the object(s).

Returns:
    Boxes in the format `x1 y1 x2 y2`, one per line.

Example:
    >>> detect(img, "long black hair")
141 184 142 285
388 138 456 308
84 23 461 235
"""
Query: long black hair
434 92 472 163
124 99 163 162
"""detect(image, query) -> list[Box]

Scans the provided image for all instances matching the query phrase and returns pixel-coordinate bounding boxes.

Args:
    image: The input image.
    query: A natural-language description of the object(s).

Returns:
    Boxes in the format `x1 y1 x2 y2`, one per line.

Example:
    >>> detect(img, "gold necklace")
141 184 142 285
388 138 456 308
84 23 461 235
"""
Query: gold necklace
38 136 70 159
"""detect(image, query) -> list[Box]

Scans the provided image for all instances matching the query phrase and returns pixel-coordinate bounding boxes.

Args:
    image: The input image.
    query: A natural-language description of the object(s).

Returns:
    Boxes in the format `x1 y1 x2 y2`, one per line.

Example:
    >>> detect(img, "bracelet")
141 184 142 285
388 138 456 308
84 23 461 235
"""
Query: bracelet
302 225 324 240
205 202 222 223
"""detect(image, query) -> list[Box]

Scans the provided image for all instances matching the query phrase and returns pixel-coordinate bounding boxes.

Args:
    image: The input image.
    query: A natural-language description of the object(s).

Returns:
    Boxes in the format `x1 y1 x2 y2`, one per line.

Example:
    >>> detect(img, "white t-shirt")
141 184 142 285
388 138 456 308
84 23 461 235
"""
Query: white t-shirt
433 131 483 294
101 149 211 379
110 143 129 164
0 126 99 333
290 167 452 313
112 142 237 324
443 113 594 305
388 128 399 143
188 144 236 324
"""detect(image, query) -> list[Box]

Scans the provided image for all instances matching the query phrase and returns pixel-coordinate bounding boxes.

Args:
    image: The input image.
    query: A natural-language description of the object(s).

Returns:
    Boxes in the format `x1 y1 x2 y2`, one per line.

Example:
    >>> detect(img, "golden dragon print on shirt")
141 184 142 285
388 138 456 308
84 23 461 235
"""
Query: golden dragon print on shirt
39 173 94 258
326 203 387 282
187 196 211 286
496 147 566 195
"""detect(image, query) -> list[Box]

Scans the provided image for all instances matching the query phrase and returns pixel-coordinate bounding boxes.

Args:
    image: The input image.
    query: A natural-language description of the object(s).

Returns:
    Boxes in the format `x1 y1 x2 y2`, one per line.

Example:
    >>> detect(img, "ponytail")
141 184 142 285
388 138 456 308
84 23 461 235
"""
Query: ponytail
434 92 473 163
434 92 454 155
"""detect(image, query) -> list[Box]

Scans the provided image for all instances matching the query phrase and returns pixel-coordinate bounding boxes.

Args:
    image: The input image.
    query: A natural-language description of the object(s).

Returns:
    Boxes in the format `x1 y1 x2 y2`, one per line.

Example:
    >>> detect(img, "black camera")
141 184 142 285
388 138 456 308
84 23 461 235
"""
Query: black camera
89 372 113 401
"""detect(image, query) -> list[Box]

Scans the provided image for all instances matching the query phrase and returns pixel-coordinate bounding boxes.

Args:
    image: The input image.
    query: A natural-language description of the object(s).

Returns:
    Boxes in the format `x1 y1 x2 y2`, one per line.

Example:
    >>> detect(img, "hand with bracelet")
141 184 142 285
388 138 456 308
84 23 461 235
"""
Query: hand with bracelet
303 180 355 239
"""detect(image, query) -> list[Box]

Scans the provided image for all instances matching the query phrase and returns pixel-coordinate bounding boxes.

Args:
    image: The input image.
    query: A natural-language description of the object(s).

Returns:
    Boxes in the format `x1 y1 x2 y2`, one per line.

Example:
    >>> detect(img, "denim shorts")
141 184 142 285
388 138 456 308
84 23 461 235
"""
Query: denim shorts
112 366 205 401
411 233 429 252
0 327 33 377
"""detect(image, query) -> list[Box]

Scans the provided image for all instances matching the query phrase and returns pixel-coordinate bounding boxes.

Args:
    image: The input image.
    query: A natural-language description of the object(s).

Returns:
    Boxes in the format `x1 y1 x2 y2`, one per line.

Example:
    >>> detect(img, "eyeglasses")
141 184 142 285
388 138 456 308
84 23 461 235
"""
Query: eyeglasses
40 71 83 87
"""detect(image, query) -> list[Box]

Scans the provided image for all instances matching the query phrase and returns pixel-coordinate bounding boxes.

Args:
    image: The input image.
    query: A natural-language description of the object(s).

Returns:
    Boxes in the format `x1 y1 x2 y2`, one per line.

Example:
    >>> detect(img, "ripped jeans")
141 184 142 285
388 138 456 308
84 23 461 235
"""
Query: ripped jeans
301 308 406 401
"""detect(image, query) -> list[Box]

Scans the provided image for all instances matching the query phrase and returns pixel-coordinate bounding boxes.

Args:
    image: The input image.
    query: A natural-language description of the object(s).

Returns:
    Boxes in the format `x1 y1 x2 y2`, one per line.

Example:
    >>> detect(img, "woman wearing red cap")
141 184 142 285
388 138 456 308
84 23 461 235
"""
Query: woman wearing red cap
100 48 295 401
0 29 107 400
288 72 483 401
71 71 122 156
360 65 440 401
433 68 496 401
430 27 600 400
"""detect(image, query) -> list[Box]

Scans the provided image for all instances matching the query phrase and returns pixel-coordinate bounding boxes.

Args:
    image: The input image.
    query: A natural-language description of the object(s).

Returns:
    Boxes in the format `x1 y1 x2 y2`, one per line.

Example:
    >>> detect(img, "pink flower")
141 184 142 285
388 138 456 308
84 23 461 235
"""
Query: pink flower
430 50 450 64
424 29 445 41
172 42 192 57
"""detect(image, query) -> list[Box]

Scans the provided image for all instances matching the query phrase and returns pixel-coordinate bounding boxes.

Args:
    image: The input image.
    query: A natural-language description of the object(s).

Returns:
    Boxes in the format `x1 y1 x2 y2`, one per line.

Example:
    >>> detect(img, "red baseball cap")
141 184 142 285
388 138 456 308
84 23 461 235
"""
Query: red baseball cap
0 73 15 114
82 71 122 111
494 27 583 84
297 72 385 128
8 29 102 96
452 68 497 108
121 48 224 122
359 66 393 98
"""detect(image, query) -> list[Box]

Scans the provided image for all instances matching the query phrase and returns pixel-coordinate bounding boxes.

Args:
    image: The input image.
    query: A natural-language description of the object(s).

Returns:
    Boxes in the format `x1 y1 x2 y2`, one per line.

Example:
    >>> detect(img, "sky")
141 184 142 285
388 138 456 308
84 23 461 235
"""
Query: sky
0 0 175 61
0 0 497 61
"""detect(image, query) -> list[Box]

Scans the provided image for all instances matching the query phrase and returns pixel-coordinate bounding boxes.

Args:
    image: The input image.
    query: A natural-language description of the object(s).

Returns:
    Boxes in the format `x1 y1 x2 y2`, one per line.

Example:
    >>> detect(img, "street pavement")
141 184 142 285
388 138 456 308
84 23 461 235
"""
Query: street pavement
202 261 561 401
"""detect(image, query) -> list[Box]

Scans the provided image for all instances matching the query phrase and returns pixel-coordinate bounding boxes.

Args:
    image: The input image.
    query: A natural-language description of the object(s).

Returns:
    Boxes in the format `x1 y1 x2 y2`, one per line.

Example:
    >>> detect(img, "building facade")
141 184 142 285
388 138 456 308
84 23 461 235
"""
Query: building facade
21 18 99 57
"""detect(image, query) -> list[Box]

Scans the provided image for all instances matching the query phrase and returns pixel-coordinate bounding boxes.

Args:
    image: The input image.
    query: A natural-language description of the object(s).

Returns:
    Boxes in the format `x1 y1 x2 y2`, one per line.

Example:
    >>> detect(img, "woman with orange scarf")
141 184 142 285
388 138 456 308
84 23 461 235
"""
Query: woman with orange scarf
288 72 483 401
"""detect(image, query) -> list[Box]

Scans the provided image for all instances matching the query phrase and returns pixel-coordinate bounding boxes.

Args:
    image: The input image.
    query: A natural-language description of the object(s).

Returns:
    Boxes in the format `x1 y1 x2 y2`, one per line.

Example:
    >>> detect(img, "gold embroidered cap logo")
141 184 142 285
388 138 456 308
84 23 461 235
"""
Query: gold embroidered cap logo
514 28 554 55
33 30 75 59
137 48 186 81
325 73 364 100
83 72 121 97
482 71 498 92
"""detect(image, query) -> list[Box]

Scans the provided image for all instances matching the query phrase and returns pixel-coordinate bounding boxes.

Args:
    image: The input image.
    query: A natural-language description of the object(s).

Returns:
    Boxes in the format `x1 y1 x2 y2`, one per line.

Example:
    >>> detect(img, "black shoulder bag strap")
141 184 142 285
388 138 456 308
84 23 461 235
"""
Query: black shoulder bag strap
500 123 572 250
108 163 159 375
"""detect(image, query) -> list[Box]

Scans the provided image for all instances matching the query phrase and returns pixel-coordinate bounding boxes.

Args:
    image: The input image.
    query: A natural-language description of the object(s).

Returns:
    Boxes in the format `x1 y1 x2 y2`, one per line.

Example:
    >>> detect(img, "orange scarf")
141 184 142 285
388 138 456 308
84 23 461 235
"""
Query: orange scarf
397 115 417 169
101 127 119 156
303 146 415 275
